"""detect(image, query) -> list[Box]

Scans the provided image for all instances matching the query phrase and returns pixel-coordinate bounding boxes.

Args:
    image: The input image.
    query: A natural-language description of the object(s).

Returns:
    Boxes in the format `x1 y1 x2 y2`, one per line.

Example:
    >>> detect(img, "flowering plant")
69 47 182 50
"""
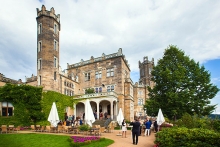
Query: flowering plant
69 136 101 147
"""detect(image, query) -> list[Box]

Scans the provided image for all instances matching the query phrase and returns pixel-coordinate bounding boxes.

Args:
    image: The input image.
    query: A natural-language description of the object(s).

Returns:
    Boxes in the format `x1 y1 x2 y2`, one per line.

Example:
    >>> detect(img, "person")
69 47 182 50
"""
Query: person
100 112 103 120
104 112 108 119
130 118 141 145
144 119 152 136
83 112 85 120
79 119 83 125
154 120 158 132
121 119 127 138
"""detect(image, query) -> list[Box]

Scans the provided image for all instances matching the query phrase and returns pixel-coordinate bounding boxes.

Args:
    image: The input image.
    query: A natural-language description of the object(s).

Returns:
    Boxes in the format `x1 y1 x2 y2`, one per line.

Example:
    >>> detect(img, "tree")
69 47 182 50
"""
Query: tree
145 45 219 120
85 88 95 94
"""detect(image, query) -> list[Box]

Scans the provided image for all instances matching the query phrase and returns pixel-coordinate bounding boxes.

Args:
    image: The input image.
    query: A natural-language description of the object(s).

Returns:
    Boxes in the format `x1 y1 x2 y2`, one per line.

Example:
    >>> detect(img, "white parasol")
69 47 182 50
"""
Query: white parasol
48 102 60 127
84 99 95 127
156 108 165 131
116 108 124 136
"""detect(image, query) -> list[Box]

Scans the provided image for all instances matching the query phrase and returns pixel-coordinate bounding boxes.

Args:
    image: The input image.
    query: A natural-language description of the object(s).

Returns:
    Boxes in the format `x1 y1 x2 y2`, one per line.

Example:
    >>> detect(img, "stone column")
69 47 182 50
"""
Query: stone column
97 101 100 120
111 100 113 120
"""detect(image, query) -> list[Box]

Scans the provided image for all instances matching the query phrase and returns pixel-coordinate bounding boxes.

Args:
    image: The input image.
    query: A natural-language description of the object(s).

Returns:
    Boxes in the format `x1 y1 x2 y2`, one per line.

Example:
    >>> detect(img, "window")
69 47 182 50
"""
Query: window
85 73 90 81
38 58 42 70
38 23 42 34
149 68 152 75
107 85 115 92
54 40 58 50
38 41 42 52
95 71 102 79
38 75 41 85
54 57 56 67
138 98 143 106
111 85 114 91
107 68 114 77
95 87 102 93
54 24 57 34
99 87 102 93
54 72 56 80
138 91 143 95
2 102 13 116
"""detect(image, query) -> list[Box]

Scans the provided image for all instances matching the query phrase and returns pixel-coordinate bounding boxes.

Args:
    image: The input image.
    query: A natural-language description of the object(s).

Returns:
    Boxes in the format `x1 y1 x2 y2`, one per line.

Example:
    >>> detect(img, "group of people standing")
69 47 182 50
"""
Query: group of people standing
121 117 158 145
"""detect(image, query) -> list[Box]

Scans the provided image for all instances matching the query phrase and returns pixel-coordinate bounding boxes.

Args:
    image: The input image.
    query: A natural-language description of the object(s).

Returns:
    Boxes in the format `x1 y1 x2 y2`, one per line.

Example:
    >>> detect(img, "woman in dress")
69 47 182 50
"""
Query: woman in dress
121 119 127 138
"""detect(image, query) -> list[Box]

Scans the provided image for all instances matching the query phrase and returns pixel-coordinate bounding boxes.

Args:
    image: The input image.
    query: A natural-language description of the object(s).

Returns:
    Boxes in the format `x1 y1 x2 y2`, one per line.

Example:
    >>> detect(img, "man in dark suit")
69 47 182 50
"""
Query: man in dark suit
130 118 141 145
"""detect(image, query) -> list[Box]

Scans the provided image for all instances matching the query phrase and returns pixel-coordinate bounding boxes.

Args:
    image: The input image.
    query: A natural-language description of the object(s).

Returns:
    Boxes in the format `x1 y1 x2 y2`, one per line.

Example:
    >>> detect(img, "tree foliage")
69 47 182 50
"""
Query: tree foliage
145 45 219 119
85 88 95 94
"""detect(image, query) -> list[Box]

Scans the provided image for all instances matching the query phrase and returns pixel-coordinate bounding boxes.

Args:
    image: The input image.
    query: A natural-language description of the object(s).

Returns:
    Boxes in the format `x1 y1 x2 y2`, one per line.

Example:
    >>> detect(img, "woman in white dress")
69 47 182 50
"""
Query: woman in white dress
121 119 127 138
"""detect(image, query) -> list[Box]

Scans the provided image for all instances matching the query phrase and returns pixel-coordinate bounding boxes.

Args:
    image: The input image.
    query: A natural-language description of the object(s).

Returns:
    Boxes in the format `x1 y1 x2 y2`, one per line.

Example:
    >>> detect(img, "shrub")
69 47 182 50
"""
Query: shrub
155 127 220 147
79 124 90 131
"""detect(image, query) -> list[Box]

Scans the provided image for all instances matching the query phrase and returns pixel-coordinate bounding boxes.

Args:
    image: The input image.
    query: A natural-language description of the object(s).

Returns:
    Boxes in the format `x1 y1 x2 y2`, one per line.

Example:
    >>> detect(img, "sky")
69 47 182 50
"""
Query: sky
0 0 219 113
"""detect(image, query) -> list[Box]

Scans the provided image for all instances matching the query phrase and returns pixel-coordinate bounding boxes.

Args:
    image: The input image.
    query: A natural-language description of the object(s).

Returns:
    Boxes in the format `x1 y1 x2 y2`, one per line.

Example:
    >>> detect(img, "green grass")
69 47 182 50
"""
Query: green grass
0 133 114 147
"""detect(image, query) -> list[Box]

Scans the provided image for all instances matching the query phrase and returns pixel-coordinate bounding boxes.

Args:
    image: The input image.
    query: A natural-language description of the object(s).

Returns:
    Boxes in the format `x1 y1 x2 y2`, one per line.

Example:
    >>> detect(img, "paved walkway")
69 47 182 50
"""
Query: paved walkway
19 129 156 147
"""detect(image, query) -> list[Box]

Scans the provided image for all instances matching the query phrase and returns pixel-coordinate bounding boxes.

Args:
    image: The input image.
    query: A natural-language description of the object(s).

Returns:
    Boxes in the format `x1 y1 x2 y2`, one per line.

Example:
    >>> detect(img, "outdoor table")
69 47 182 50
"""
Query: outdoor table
8 126 14 133
88 128 99 135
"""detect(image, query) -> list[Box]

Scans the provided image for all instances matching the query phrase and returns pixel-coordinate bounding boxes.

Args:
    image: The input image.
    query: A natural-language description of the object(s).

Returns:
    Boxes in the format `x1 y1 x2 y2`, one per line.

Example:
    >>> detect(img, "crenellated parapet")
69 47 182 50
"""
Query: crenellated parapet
0 73 22 84
25 74 37 83
138 56 154 67
36 5 60 23
67 48 130 69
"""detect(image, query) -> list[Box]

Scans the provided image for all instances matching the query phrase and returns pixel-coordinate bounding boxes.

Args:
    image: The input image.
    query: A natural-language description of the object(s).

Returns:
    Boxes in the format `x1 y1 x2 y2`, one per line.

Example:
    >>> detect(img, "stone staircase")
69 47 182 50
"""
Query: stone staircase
92 120 106 127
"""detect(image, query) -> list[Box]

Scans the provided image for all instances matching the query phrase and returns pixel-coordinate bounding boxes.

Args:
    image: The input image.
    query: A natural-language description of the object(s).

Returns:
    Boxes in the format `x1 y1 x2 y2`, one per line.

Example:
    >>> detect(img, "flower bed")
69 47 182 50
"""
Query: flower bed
69 136 101 147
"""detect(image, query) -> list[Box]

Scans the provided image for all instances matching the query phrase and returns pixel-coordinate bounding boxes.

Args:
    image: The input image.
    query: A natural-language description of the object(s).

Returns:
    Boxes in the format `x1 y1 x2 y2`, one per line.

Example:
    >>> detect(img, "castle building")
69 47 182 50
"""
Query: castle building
0 5 154 121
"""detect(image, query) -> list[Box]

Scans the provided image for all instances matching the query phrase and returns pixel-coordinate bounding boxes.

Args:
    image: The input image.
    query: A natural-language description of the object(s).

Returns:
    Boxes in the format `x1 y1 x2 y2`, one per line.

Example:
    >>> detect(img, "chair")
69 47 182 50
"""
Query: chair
63 126 69 133
57 125 64 133
45 126 51 133
100 127 105 134
1 125 7 134
36 125 41 132
8 125 14 133
14 126 21 133
94 125 101 136
40 126 45 132
31 125 36 132
72 126 79 134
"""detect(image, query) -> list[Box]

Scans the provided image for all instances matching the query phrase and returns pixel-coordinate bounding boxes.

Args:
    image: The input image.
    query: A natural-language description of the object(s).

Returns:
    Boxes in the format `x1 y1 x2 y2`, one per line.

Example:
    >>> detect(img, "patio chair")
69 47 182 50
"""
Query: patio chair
1 125 7 134
40 126 45 132
8 125 14 133
45 126 51 133
14 126 21 133
57 125 64 133
94 125 101 136
36 125 41 132
30 125 36 132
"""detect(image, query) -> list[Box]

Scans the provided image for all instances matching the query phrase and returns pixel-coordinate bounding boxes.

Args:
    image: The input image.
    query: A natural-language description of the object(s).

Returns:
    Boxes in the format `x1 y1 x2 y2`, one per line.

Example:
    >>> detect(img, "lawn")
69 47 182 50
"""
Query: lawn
0 133 114 147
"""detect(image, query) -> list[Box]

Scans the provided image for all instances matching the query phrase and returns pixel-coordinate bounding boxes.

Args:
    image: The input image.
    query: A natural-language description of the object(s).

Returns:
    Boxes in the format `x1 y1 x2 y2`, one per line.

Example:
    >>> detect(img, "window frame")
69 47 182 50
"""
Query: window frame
38 58 42 70
1 102 13 116
85 72 91 81
38 23 42 34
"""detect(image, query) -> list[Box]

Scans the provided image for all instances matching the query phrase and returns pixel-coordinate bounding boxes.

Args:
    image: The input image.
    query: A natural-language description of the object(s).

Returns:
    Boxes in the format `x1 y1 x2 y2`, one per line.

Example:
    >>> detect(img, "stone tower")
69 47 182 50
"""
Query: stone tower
138 56 154 87
36 5 61 92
